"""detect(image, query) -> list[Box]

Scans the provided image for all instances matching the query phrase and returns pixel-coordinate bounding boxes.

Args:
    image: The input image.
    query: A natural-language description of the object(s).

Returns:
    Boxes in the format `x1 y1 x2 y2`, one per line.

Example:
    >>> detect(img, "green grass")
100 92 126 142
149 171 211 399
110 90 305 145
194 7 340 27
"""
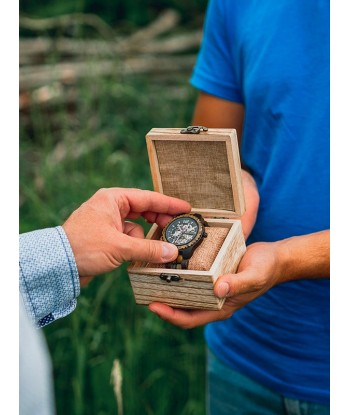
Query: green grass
20 69 207 414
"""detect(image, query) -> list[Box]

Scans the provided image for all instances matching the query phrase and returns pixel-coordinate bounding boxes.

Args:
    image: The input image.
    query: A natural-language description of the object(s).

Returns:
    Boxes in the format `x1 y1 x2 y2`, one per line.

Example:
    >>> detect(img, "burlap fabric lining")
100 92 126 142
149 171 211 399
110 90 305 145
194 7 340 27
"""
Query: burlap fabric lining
155 140 235 211
147 227 229 271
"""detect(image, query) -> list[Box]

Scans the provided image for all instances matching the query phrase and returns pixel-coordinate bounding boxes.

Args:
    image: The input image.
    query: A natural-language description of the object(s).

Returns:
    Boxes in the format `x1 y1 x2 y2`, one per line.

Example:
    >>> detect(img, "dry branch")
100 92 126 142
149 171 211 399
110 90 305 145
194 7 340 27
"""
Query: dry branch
19 55 196 90
19 30 202 65
141 30 202 54
19 9 179 47
117 9 180 52
19 10 201 108
19 13 116 39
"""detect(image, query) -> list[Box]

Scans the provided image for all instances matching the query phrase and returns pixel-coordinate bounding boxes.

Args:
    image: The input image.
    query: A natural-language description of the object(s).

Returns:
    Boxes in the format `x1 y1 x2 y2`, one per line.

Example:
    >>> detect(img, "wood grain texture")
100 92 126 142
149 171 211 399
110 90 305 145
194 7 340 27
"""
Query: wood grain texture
211 221 246 281
146 139 164 195
225 132 246 216
134 296 225 310
132 286 219 304
131 278 214 290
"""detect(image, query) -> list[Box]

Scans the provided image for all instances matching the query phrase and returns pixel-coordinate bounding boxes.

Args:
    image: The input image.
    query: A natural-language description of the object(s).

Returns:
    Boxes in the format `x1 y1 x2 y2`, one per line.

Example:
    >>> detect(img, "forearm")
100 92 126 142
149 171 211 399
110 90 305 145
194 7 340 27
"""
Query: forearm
192 92 245 143
276 230 330 282
240 169 259 240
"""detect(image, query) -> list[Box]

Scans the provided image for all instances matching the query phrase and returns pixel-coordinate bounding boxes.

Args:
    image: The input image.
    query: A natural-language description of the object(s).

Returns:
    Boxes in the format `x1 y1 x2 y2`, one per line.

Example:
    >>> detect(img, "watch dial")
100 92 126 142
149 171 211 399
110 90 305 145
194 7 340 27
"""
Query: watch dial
165 217 199 246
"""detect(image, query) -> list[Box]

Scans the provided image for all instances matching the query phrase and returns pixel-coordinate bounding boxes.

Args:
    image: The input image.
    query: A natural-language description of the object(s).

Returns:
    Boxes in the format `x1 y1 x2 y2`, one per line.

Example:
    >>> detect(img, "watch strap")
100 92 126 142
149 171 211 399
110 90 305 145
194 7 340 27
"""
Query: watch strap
193 213 209 227
165 256 189 270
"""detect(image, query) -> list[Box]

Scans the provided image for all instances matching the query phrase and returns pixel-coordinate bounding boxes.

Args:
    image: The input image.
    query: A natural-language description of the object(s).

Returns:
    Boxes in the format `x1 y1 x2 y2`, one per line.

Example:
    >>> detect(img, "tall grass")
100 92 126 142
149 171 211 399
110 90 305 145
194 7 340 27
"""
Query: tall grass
20 70 207 414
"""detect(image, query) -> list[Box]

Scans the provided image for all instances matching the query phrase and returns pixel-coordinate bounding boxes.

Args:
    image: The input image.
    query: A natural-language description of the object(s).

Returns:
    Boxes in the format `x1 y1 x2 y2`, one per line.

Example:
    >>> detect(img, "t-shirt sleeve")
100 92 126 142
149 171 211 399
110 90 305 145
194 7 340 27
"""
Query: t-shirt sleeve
190 0 243 103
19 226 80 327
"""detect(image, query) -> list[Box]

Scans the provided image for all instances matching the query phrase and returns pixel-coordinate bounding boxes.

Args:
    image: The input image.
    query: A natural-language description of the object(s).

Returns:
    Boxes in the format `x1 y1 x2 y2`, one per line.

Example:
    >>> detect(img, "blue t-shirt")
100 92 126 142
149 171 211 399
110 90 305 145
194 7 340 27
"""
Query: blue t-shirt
190 0 329 404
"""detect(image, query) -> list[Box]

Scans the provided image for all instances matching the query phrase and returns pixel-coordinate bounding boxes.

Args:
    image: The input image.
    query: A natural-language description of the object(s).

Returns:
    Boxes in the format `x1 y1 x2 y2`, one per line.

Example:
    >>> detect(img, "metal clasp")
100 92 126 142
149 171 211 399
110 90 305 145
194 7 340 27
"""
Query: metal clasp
160 273 182 283
180 125 208 134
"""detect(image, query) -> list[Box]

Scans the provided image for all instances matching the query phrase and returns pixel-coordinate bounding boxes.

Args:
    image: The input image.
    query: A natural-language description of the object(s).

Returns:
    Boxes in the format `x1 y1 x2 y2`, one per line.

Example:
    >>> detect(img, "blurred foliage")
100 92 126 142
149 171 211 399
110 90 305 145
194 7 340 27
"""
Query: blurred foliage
20 56 206 415
20 0 208 33
20 0 209 412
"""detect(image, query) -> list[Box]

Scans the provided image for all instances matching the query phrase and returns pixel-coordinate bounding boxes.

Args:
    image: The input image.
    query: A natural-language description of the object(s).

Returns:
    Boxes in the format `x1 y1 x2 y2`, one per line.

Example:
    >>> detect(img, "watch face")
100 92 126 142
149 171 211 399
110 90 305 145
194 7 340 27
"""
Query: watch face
164 216 200 247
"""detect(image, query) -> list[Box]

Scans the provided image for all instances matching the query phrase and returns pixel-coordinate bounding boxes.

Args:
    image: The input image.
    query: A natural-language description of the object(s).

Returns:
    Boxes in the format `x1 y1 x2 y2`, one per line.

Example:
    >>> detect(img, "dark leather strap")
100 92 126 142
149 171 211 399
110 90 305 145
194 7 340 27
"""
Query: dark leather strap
165 257 189 270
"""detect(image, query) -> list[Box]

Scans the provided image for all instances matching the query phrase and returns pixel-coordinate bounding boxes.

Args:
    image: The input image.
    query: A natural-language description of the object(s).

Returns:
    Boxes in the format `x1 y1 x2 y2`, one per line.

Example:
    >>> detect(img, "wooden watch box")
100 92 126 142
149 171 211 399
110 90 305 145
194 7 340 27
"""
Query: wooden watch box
127 127 246 310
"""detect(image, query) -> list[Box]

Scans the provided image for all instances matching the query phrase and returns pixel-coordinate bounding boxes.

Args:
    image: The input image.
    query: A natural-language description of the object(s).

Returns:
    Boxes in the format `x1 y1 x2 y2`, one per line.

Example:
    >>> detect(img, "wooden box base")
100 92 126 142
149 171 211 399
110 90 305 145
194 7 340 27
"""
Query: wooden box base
127 218 246 310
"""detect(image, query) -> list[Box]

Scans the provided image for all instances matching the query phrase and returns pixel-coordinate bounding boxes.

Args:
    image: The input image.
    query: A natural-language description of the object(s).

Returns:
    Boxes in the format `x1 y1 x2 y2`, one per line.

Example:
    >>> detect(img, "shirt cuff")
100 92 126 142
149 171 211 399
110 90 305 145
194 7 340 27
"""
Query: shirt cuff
19 226 80 327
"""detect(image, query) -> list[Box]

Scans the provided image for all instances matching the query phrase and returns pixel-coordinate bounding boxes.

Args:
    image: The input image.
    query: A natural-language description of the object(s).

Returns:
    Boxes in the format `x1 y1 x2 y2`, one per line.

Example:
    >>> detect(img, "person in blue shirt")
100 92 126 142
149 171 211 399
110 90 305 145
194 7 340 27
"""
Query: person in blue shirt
149 1 330 414
20 187 191 415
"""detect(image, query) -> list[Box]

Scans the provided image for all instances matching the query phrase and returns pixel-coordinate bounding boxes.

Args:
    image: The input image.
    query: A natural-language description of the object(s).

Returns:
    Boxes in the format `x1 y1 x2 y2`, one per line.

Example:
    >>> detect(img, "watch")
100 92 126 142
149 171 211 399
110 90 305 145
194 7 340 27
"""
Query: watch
162 213 208 269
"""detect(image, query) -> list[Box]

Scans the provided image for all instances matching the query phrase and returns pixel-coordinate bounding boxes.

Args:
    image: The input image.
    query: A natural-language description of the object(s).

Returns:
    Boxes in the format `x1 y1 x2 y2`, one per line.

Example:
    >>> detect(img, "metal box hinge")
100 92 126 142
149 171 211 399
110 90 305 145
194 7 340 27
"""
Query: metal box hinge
180 126 208 134
160 273 182 283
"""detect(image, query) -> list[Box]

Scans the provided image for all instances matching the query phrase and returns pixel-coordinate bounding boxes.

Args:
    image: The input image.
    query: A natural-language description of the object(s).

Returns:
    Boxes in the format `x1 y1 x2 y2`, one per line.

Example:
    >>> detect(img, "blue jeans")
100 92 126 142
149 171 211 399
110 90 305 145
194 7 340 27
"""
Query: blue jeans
207 350 330 415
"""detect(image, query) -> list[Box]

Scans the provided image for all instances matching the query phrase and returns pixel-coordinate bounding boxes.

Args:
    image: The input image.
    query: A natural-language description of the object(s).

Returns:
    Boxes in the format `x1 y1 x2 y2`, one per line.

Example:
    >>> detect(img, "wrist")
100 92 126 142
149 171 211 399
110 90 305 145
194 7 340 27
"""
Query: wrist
273 239 294 284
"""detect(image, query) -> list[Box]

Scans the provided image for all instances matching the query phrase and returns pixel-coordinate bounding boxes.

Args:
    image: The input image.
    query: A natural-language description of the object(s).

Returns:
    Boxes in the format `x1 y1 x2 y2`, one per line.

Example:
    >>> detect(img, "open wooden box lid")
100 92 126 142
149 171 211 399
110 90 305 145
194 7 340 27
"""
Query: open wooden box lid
146 127 246 218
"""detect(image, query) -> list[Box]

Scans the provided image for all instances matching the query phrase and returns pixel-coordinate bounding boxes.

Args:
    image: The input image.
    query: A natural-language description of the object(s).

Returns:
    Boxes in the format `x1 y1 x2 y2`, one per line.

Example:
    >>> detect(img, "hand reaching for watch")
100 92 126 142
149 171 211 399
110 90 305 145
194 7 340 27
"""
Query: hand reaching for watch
62 188 191 287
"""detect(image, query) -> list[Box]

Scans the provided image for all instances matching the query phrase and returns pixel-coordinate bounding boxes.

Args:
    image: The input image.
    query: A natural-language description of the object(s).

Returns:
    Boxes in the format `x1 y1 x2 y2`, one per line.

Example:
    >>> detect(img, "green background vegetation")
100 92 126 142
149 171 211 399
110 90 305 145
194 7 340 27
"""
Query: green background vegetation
20 1 209 414
20 0 207 32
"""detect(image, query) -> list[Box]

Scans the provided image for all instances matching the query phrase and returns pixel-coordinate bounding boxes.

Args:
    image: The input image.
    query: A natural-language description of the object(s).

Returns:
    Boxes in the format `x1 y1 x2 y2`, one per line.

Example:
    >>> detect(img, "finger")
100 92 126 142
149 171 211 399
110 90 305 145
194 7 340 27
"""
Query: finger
142 211 178 228
214 268 258 298
148 303 223 329
115 189 191 219
123 221 145 238
142 211 157 223
155 214 176 229
120 233 178 263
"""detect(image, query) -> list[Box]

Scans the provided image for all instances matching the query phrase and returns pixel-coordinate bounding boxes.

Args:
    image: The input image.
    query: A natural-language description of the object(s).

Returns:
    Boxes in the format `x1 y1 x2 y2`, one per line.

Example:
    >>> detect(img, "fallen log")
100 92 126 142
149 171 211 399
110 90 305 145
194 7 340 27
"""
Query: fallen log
19 13 116 39
19 55 197 90
19 30 202 65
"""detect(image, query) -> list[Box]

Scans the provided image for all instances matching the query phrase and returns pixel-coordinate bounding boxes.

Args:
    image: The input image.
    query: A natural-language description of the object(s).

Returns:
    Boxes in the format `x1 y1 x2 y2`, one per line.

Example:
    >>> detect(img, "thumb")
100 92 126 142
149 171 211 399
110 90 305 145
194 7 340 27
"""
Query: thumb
121 234 178 264
214 268 256 298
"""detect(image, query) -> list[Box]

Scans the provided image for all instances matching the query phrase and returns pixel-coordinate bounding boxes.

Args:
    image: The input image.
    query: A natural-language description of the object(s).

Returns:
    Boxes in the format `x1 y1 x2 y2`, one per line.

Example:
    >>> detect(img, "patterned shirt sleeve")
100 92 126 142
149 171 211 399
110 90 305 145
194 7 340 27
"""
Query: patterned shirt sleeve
19 226 80 327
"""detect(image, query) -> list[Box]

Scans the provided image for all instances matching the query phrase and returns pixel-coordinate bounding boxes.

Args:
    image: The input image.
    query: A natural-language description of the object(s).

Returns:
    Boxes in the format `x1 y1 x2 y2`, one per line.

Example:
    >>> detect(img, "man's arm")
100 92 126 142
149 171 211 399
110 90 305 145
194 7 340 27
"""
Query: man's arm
148 92 330 329
19 227 81 327
192 91 330 282
149 230 330 329
19 188 191 327
193 92 259 239
192 92 245 143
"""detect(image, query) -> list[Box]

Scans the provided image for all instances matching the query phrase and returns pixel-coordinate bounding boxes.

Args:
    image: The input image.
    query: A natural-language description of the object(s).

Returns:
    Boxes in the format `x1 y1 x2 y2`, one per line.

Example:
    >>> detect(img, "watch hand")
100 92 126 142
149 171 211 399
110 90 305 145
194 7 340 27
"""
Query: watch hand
174 233 183 244
175 232 191 244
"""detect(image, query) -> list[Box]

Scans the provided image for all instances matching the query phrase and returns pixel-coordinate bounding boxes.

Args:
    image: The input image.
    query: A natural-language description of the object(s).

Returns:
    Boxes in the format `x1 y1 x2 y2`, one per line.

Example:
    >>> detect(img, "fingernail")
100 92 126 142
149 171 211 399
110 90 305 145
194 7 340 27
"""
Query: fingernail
217 282 230 298
161 243 177 261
